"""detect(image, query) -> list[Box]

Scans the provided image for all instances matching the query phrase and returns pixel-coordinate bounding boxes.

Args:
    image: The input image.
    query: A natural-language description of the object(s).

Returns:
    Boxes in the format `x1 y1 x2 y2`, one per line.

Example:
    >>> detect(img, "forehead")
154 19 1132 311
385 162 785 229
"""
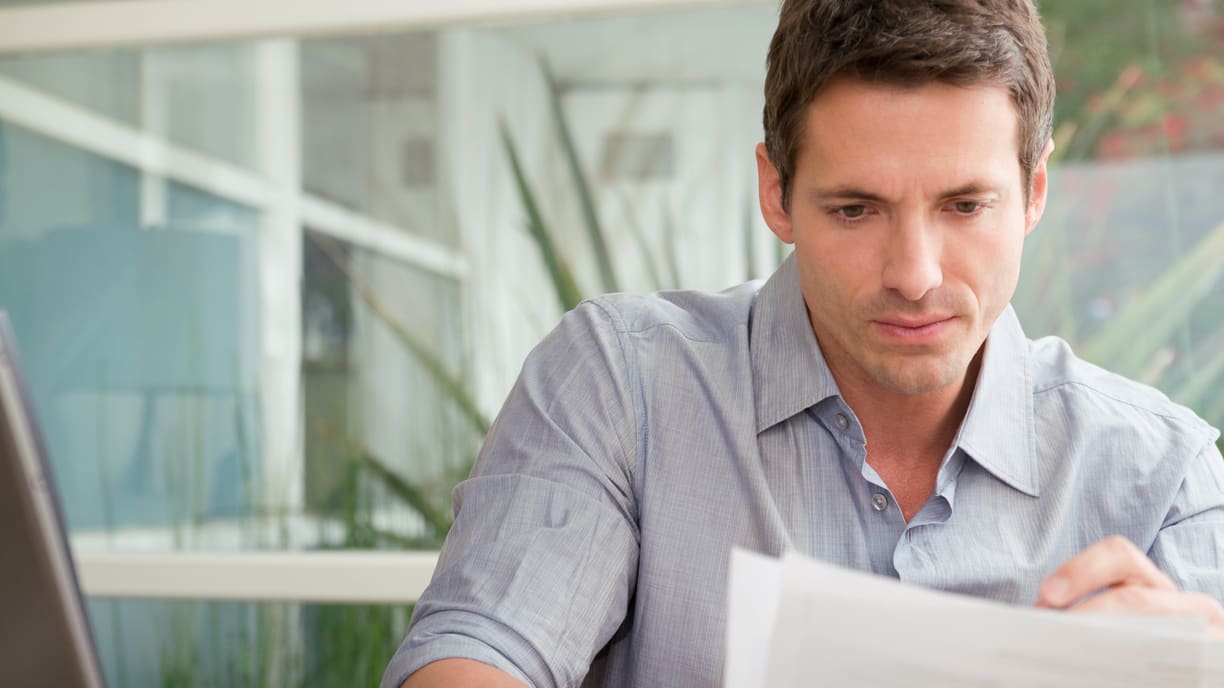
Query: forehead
797 78 1022 191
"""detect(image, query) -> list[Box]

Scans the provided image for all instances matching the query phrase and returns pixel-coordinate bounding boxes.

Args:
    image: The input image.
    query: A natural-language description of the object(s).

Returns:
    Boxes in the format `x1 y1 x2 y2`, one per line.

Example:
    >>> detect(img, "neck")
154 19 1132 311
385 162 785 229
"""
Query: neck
831 348 983 467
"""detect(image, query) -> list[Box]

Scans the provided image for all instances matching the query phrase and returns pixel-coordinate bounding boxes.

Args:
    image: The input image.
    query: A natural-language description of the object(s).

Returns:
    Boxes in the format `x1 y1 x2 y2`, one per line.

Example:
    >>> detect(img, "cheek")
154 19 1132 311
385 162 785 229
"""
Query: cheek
955 226 1026 311
795 235 876 308
793 215 882 285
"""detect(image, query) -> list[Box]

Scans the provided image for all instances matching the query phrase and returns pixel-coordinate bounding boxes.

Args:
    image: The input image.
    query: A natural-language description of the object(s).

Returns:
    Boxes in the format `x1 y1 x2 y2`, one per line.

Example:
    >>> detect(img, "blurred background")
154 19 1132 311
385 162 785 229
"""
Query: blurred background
0 0 1220 685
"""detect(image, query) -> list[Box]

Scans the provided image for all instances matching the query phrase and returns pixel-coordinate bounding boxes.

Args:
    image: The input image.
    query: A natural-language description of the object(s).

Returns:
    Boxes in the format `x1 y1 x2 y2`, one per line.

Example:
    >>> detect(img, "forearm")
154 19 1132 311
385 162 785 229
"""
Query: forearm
401 658 529 688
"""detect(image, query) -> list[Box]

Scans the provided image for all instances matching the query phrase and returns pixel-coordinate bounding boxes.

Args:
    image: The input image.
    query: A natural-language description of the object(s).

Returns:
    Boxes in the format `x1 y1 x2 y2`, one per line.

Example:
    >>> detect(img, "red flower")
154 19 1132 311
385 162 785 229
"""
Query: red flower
1162 113 1188 139
1097 131 1129 159
1117 66 1145 90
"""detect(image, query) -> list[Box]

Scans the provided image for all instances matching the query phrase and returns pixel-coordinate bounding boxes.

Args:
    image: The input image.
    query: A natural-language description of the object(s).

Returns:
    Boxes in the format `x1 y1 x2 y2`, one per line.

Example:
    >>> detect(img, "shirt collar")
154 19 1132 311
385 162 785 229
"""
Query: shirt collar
750 254 1039 497
955 305 1040 497
750 253 841 433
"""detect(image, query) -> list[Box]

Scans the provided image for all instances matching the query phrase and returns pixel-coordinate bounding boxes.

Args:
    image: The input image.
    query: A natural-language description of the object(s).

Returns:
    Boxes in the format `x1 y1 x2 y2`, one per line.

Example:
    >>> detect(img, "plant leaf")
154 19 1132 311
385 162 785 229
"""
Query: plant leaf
1169 335 1224 413
1082 220 1224 377
498 119 585 312
306 231 491 435
539 56 620 294
617 189 666 291
354 446 455 538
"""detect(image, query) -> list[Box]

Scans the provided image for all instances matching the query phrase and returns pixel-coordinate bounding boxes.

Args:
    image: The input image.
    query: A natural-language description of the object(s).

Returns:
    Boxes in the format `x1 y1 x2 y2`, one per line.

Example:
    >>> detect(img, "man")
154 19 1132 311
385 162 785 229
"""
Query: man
384 1 1224 686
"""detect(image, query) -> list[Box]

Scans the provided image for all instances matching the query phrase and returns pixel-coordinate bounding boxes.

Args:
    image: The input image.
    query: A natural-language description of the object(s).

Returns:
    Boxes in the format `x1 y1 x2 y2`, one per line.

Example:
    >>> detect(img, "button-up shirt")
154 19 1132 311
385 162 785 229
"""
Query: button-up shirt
382 254 1224 688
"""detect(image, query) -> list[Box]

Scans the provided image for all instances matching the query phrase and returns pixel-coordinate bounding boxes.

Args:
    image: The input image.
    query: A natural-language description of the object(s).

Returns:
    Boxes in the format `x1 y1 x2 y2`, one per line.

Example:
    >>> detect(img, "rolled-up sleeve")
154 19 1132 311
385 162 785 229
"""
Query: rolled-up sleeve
381 300 641 688
1148 432 1224 602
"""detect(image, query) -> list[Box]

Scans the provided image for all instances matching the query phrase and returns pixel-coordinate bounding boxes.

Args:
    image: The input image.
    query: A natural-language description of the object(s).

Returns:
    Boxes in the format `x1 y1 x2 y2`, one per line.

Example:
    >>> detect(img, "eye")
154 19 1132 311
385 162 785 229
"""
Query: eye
830 204 874 224
949 200 987 216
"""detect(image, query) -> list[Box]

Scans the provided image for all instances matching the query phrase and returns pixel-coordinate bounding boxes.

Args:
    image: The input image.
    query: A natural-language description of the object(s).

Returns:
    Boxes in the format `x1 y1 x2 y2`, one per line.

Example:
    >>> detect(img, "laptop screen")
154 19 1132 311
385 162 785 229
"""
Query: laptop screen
0 311 107 688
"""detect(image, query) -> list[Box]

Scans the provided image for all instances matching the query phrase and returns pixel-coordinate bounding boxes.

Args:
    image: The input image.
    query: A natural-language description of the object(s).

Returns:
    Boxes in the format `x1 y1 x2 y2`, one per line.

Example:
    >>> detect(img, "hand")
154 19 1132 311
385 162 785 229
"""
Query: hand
1035 535 1224 639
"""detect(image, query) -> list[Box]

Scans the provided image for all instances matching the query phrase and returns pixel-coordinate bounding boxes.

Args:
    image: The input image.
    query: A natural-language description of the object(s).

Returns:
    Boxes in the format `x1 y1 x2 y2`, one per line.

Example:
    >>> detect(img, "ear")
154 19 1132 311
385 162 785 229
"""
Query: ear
756 142 794 244
1024 139 1056 236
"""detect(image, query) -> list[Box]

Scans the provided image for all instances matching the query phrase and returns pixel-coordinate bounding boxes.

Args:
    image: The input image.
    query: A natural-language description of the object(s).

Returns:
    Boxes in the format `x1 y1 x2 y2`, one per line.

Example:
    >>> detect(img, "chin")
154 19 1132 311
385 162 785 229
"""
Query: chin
869 357 966 396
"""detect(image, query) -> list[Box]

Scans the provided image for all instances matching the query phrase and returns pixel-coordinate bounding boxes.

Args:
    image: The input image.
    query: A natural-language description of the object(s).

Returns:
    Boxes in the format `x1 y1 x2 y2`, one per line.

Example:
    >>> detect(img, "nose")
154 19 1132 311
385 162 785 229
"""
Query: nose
881 215 943 302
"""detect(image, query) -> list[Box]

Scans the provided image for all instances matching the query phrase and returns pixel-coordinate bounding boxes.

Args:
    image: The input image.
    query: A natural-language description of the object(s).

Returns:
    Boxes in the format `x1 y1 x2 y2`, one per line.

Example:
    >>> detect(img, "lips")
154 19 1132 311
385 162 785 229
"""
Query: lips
875 315 955 329
870 315 957 343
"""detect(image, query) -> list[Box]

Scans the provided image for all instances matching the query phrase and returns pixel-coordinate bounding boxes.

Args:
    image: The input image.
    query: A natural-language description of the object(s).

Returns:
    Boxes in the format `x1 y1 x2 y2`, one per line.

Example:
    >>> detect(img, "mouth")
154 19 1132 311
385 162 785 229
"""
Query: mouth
870 315 957 344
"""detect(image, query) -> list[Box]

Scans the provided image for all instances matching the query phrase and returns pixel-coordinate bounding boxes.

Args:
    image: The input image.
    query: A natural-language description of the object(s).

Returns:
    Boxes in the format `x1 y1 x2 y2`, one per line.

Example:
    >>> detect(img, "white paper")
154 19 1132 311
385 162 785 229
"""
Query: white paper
723 548 782 688
1203 641 1224 688
724 548 1213 688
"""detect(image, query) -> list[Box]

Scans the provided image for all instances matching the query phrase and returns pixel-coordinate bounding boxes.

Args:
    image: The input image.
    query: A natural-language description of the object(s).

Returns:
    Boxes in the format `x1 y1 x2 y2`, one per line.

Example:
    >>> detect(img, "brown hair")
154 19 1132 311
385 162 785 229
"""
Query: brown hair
763 0 1056 210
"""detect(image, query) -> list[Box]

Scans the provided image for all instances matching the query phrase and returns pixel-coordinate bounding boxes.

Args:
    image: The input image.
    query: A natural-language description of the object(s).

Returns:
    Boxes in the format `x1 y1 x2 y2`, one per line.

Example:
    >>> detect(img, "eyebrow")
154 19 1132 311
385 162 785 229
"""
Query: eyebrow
808 182 1004 204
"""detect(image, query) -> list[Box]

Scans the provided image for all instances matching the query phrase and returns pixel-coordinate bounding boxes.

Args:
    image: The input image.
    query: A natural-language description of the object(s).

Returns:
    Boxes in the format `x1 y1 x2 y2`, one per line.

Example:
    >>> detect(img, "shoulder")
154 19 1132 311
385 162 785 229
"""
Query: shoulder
1028 334 1218 451
524 281 763 394
581 280 763 344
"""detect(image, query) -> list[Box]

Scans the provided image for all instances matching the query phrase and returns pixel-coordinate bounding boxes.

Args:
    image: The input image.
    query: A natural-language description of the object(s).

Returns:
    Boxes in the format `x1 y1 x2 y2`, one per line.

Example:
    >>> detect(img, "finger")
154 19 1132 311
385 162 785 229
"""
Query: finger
1067 585 1224 636
1036 536 1176 608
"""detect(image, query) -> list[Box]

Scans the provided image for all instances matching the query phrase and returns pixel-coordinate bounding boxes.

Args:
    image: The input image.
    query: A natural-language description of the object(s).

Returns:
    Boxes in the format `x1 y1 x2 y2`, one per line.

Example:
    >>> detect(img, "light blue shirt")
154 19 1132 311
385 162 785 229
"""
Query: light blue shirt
383 254 1224 688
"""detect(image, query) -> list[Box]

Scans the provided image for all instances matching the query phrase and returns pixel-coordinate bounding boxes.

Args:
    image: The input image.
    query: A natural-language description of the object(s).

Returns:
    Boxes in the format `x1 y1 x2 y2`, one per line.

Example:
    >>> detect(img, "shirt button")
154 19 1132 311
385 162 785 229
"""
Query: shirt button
835 413 849 430
872 493 889 512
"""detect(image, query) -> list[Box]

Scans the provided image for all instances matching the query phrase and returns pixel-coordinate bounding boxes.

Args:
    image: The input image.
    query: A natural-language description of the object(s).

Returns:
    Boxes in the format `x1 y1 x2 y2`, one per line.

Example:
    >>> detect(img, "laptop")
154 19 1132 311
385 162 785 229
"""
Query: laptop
0 311 107 688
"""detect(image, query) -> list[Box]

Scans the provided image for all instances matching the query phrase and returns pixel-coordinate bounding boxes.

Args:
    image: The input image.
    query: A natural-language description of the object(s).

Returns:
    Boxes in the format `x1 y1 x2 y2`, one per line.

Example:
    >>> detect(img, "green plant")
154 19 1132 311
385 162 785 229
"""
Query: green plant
305 459 414 687
1015 35 1224 449
314 55 680 541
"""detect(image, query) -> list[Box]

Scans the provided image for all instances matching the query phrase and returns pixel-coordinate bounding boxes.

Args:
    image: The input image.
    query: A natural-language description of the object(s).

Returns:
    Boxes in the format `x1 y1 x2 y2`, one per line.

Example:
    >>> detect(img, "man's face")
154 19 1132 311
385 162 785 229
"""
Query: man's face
756 78 1052 397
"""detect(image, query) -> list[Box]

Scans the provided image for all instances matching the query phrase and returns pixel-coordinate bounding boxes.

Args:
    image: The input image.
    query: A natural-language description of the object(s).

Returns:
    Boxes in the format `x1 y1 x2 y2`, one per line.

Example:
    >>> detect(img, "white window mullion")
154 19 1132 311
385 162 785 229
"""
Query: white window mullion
254 39 305 519
137 53 168 229
0 0 761 55
253 41 305 687
301 196 468 280
0 72 276 210
76 551 439 604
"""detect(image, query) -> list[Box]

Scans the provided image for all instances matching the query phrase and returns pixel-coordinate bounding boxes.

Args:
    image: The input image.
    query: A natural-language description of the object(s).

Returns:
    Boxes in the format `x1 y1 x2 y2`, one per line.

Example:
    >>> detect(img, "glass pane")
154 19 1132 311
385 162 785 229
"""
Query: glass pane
0 50 141 126
487 4 778 294
86 598 412 687
301 230 476 549
0 123 261 534
1014 0 1224 433
301 33 445 247
143 43 262 170
289 5 782 550
0 43 260 169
